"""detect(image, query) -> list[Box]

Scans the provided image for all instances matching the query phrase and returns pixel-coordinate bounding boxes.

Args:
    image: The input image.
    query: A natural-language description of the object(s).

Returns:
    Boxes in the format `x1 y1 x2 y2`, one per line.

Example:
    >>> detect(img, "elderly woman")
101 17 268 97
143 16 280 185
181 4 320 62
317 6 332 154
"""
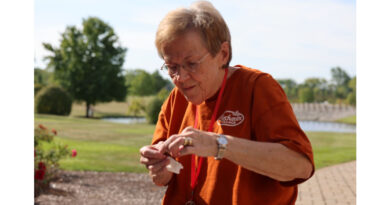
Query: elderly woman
140 1 314 204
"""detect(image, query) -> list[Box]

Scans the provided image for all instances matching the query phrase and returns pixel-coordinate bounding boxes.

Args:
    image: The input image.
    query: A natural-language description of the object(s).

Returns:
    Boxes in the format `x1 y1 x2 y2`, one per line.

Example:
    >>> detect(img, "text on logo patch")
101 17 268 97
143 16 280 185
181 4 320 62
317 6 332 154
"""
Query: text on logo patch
217 110 245 127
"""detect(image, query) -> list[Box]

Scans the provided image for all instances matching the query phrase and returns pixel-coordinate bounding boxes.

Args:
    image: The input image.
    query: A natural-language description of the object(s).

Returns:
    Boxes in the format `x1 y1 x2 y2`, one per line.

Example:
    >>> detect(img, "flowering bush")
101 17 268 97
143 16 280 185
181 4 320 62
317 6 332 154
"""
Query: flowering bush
34 124 77 197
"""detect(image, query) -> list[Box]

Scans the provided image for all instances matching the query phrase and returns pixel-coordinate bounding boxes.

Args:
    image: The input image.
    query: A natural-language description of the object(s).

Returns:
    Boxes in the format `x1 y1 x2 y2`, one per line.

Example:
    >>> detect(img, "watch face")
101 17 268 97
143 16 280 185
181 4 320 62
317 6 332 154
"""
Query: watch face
218 136 228 145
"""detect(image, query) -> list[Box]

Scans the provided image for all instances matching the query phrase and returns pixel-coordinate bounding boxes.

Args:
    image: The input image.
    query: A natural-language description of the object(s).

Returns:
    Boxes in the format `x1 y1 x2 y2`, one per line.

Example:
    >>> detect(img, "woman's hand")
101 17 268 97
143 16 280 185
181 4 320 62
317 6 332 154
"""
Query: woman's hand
139 141 173 186
158 127 219 158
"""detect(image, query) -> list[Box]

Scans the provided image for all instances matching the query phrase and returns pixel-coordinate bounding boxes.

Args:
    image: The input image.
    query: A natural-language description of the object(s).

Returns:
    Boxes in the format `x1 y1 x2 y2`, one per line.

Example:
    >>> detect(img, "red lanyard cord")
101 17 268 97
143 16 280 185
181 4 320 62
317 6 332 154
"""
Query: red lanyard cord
190 68 228 198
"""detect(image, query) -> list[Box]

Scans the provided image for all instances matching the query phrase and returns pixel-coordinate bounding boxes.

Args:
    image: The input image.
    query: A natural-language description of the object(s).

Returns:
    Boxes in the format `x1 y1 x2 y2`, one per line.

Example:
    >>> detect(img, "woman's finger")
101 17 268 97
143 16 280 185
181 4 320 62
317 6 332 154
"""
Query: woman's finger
140 156 166 166
158 134 179 154
181 126 195 133
148 158 170 173
167 137 187 157
179 145 196 157
140 146 166 159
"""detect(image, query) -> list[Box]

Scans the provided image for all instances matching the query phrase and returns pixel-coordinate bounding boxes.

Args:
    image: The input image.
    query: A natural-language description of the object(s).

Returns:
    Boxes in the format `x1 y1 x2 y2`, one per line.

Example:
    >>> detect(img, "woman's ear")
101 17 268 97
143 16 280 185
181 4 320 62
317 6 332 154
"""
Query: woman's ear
219 41 230 68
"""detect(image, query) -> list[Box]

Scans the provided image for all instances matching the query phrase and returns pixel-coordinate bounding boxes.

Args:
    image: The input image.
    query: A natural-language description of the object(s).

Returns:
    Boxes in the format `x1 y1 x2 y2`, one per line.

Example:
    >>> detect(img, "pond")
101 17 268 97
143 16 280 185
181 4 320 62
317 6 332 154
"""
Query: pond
102 117 356 133
102 117 147 124
298 120 355 133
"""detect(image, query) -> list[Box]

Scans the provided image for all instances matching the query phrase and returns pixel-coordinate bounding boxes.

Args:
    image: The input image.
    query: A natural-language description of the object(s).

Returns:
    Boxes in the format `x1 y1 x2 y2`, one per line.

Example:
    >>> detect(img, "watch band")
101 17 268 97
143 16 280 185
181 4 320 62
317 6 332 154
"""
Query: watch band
215 134 228 160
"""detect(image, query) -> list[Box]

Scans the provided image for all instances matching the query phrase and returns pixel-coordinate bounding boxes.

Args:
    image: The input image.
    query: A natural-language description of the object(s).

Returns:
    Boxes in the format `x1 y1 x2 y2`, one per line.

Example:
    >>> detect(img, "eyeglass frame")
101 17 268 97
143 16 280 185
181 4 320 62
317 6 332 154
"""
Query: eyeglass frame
160 53 210 77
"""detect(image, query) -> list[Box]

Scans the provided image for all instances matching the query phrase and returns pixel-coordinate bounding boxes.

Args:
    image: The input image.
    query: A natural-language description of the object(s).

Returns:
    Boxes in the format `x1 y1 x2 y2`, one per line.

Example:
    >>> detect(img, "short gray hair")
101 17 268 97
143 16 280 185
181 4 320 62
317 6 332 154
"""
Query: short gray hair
155 1 232 68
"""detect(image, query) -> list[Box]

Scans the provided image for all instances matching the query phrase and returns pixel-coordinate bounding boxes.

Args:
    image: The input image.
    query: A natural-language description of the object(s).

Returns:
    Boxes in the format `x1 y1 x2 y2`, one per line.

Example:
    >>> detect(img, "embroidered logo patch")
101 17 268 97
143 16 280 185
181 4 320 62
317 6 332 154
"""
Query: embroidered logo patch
217 110 245 127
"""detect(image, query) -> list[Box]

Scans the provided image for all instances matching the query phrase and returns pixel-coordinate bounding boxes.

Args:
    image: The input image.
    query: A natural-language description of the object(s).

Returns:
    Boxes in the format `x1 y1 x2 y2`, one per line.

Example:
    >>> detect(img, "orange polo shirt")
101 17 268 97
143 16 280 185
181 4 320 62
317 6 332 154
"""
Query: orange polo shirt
152 65 315 205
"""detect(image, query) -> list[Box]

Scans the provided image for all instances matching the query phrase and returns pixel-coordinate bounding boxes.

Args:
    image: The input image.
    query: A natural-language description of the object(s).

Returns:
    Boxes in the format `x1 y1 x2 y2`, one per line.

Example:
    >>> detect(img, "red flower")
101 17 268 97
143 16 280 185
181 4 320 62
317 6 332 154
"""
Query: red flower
71 149 77 157
38 162 46 171
38 124 47 130
35 169 45 180
51 128 57 135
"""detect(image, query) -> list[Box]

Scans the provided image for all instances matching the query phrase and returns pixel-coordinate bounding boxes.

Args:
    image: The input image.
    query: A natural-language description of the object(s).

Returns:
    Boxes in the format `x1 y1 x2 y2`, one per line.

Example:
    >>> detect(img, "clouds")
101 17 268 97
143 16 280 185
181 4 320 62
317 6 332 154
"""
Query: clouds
35 0 355 82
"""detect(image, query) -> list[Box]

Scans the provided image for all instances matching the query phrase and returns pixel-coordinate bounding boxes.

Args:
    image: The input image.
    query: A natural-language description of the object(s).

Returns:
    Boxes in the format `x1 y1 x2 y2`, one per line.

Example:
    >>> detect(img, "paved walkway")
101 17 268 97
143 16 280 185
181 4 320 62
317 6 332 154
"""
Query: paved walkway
296 161 356 205
35 161 356 204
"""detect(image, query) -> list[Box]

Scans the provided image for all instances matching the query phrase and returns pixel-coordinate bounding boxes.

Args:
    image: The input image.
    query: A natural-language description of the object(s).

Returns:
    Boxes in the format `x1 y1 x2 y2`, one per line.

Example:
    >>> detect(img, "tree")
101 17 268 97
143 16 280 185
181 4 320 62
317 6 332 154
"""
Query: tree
348 76 356 91
277 79 298 102
302 78 328 102
127 69 155 96
43 17 127 117
331 67 351 87
34 68 52 85
151 70 173 92
330 67 352 103
347 76 356 106
125 69 173 96
34 67 54 95
303 78 327 89
298 87 314 103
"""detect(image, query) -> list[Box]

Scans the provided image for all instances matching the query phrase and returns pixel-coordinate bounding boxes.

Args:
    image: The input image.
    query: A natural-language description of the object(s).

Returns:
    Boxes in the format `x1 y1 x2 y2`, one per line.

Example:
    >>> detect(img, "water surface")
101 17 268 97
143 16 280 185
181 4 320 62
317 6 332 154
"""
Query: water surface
298 120 355 133
102 117 356 133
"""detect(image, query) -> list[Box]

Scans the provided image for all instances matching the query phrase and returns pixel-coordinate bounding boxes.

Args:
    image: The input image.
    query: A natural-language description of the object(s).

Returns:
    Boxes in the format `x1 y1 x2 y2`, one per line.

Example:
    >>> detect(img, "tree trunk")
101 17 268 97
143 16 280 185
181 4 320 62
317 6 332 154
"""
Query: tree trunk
86 102 90 118
90 105 94 118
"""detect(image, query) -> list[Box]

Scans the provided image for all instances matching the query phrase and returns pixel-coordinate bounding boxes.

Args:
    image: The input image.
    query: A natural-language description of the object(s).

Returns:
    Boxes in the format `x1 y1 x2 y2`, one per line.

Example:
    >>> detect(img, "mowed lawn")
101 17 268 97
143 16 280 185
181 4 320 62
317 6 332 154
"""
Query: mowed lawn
35 114 154 173
308 132 355 169
336 115 356 125
34 114 355 172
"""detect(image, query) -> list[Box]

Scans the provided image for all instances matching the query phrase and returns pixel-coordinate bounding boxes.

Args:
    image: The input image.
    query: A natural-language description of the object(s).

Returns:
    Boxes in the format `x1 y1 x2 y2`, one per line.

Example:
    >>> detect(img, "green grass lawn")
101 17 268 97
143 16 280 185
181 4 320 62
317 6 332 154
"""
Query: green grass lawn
35 114 154 173
307 132 355 169
335 115 356 125
35 114 355 172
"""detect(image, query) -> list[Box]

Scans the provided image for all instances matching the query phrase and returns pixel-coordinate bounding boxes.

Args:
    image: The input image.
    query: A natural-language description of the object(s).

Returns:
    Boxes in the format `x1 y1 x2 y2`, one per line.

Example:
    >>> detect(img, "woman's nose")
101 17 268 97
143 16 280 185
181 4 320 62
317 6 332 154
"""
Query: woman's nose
173 66 191 82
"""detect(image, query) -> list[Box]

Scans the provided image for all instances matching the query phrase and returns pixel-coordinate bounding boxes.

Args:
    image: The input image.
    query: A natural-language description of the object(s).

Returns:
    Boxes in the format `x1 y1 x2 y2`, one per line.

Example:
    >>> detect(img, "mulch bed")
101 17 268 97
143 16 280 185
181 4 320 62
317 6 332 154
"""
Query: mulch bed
34 171 166 205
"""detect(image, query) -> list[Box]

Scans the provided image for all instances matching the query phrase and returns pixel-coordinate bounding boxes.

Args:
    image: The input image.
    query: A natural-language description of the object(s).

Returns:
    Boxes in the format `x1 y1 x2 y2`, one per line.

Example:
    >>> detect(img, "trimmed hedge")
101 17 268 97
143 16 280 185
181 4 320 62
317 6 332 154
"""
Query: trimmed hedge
35 86 72 116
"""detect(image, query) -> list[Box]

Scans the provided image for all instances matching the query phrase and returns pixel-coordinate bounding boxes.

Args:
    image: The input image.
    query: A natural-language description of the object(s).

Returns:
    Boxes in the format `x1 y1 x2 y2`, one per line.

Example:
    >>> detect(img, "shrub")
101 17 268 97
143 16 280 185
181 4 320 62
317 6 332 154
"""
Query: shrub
128 97 146 117
157 87 170 100
146 97 164 124
35 85 72 115
34 124 77 197
145 88 170 124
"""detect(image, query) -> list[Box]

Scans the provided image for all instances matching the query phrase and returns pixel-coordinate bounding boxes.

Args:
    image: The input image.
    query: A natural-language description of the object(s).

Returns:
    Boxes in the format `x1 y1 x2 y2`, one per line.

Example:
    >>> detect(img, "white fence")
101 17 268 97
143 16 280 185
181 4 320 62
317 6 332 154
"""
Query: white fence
291 103 356 121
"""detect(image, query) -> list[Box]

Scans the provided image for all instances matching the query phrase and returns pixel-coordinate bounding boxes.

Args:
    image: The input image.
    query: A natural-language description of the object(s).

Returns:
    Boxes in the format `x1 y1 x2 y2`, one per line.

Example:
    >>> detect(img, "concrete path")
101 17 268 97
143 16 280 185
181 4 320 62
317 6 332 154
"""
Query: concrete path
296 161 356 205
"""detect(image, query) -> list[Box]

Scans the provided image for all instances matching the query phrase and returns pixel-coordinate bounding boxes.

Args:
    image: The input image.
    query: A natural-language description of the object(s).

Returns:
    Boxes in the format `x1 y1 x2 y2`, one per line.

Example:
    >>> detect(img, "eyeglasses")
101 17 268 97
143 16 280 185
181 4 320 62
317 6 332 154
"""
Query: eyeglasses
160 53 209 78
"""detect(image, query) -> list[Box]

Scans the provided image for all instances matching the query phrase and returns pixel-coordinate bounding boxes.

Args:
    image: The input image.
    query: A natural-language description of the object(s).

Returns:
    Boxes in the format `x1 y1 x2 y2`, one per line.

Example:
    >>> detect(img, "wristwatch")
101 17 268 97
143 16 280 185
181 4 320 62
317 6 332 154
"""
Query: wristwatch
215 134 228 160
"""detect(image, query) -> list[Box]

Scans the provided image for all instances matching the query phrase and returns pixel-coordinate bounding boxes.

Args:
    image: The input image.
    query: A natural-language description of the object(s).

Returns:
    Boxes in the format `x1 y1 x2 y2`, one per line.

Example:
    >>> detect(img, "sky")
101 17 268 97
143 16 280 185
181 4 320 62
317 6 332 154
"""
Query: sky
35 0 355 83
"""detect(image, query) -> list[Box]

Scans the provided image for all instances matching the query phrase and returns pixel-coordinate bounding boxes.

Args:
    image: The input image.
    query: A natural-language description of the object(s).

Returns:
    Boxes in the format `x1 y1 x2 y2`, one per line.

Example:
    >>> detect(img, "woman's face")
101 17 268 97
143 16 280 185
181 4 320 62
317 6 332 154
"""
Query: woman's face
161 31 227 105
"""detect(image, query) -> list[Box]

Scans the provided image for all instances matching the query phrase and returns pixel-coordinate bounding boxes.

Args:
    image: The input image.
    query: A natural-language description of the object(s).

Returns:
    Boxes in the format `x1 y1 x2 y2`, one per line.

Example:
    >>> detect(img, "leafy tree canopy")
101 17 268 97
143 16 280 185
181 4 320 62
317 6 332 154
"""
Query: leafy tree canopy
348 76 356 91
298 87 314 103
125 69 172 96
302 78 328 89
276 67 355 105
277 79 297 89
331 66 351 87
34 68 52 86
43 17 127 117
